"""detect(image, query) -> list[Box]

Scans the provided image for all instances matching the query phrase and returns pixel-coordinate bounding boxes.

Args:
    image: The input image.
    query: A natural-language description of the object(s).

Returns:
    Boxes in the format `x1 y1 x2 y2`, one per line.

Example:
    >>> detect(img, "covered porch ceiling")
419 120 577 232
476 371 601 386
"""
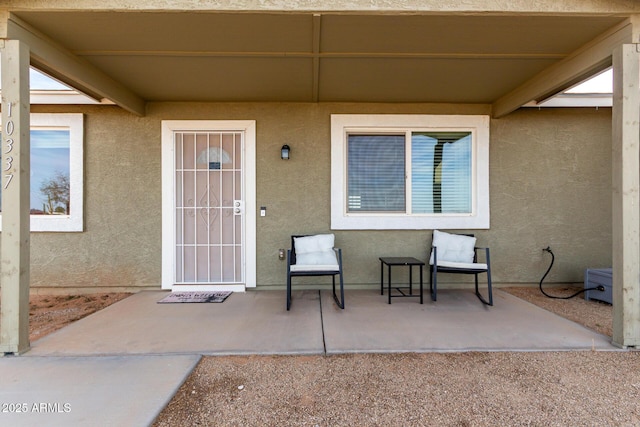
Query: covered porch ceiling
2 9 636 116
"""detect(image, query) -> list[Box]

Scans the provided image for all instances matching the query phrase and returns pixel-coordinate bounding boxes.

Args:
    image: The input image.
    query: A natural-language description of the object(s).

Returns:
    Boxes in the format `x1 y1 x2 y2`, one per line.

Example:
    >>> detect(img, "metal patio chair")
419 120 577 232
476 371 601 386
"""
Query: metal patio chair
286 234 345 311
429 230 493 306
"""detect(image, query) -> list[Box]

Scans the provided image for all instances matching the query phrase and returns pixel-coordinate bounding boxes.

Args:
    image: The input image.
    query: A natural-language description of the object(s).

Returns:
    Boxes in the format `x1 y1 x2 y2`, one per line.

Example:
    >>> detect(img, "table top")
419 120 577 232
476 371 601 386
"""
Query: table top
379 257 425 266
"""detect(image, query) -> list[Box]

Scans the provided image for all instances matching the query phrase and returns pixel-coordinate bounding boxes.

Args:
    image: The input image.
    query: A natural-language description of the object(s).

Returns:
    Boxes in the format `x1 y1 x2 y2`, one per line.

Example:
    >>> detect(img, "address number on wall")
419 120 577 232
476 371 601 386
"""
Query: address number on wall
4 102 14 190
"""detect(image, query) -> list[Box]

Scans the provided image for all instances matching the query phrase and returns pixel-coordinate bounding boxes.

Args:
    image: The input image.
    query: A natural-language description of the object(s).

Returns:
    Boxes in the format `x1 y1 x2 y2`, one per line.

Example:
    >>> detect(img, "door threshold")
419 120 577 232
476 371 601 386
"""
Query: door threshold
171 284 246 293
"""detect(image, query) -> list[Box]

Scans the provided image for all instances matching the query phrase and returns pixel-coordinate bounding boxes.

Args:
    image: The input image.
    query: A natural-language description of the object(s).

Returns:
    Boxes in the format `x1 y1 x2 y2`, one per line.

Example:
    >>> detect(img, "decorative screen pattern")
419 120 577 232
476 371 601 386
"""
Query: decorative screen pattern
174 131 243 284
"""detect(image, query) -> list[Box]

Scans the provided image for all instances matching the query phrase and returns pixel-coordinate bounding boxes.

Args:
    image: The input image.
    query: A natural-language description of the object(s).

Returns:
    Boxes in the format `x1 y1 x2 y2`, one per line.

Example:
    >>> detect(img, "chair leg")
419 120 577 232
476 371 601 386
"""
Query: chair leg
474 271 493 306
332 272 345 309
475 248 493 306
286 274 292 311
430 266 437 302
333 249 345 309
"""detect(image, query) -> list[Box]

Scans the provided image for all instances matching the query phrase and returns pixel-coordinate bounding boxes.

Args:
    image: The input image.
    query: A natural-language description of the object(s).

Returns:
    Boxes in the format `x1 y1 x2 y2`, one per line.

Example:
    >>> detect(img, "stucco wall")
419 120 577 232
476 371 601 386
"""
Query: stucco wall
491 108 611 284
20 103 611 292
26 105 161 291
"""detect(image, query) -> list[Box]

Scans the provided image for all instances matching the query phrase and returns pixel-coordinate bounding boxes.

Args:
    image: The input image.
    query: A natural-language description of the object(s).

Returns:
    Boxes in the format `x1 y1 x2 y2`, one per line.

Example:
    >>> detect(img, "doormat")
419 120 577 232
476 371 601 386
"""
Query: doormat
158 291 232 304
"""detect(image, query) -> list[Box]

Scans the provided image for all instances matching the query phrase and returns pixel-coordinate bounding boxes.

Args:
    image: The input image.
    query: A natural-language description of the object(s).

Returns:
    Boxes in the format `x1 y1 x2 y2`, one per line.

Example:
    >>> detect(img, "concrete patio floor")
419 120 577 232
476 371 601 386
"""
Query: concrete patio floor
0 289 617 426
26 288 615 356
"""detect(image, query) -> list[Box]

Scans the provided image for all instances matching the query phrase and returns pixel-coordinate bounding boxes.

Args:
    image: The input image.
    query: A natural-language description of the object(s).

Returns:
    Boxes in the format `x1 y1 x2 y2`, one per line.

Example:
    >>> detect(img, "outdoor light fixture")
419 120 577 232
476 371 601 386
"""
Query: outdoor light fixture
281 144 290 160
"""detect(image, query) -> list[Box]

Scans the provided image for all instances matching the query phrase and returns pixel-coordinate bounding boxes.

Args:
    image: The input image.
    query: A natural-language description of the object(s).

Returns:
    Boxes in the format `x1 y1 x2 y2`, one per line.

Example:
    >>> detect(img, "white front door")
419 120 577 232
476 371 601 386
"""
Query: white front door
161 121 256 291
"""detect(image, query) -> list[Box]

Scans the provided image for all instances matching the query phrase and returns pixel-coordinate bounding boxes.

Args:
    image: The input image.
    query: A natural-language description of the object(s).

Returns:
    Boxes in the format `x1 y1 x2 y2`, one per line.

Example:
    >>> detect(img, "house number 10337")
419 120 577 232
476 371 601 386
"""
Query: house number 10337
4 101 14 190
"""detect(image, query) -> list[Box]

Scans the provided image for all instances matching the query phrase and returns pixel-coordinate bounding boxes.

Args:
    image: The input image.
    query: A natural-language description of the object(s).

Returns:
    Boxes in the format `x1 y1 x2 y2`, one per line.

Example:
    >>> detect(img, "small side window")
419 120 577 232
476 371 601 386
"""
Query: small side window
0 113 84 232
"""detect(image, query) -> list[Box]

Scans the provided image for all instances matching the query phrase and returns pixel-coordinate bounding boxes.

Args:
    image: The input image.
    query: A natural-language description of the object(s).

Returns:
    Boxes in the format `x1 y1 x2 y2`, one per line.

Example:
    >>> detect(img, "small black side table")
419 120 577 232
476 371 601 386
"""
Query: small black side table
379 257 425 304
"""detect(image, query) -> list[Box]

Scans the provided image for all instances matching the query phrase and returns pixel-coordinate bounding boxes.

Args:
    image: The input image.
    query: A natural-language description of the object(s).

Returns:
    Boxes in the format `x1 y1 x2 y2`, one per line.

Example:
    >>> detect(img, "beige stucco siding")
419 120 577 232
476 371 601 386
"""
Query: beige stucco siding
26 105 161 292
20 103 611 292
491 108 611 284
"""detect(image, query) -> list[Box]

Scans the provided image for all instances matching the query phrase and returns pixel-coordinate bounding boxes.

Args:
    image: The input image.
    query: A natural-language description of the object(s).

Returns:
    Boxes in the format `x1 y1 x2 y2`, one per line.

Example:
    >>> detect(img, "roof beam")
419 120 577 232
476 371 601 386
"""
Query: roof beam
492 17 640 118
1 12 146 116
312 13 321 102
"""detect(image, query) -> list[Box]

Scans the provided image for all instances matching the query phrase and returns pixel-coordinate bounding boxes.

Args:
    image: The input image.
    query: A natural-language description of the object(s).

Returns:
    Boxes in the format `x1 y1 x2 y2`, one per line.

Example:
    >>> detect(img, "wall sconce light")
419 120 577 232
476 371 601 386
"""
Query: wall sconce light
281 144 290 160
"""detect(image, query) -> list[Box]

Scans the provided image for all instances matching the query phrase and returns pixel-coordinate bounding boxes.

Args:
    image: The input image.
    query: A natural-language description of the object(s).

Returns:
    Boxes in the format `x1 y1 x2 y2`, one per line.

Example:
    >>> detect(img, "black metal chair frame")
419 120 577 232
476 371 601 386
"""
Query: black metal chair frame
286 235 345 311
429 234 493 306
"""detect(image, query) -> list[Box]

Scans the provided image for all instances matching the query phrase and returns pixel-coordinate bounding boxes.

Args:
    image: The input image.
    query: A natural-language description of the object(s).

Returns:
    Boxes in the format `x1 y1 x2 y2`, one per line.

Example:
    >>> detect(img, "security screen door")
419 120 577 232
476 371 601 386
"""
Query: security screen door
173 130 244 286
162 120 256 291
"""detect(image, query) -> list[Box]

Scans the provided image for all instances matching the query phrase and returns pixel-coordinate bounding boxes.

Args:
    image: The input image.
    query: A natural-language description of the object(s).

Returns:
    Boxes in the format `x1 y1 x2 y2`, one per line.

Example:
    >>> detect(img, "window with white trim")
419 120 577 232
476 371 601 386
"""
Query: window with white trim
331 114 489 230
0 113 84 232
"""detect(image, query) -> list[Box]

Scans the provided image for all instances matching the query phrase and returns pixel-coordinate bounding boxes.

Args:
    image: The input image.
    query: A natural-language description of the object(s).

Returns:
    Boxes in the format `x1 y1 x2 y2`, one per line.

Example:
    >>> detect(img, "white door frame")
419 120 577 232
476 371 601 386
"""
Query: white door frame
161 120 256 291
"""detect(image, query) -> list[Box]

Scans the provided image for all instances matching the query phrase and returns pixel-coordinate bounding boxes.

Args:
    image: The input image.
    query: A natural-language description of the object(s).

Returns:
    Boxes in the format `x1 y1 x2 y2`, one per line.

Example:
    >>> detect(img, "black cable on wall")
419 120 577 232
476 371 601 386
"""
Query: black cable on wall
539 247 604 299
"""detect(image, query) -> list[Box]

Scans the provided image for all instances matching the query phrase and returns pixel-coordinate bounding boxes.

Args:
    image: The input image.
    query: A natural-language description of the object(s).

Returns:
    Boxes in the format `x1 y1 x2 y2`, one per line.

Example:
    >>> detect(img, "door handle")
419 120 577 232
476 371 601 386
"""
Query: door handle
233 200 243 215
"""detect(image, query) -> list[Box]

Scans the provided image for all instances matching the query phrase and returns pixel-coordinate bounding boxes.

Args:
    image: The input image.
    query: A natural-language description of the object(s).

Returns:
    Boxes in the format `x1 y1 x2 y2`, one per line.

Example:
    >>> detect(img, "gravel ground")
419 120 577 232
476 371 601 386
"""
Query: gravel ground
153 286 640 427
0 293 132 342
154 352 640 426
502 285 612 337
28 293 132 341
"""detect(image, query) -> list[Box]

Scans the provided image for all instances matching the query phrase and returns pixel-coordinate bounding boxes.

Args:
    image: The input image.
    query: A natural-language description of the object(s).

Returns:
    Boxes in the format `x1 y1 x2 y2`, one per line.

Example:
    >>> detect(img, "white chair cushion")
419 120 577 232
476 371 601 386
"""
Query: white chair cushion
432 260 488 270
290 263 340 272
296 250 338 266
294 234 335 254
429 230 476 264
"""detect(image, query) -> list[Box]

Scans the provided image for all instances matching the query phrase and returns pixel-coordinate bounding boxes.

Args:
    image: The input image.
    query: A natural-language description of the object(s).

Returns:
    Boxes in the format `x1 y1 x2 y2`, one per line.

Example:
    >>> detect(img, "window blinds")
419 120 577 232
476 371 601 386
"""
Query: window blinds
412 132 472 214
347 134 405 212
347 132 472 214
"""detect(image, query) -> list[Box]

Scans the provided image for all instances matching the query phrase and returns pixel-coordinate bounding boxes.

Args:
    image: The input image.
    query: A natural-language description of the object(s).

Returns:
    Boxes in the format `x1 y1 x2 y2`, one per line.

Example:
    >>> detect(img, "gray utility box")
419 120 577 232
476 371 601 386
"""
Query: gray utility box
584 268 612 304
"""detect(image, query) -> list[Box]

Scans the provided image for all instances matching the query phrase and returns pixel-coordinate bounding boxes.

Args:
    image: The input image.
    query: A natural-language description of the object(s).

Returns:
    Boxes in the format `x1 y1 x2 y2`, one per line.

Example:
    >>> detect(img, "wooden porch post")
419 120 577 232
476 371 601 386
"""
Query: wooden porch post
612 43 640 348
0 39 31 355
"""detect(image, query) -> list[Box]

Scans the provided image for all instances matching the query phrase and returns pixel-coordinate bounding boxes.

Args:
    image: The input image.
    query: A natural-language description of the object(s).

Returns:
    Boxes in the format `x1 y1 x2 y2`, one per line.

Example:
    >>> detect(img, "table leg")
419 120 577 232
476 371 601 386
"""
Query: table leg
380 260 384 295
419 264 423 304
388 264 392 304
409 265 413 295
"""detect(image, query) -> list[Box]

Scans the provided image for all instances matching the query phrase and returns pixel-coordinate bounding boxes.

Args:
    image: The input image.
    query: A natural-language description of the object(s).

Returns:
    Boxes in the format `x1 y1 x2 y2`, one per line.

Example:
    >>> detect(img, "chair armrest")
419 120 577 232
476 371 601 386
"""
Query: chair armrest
430 245 438 265
473 247 490 264
334 248 343 268
287 249 293 270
